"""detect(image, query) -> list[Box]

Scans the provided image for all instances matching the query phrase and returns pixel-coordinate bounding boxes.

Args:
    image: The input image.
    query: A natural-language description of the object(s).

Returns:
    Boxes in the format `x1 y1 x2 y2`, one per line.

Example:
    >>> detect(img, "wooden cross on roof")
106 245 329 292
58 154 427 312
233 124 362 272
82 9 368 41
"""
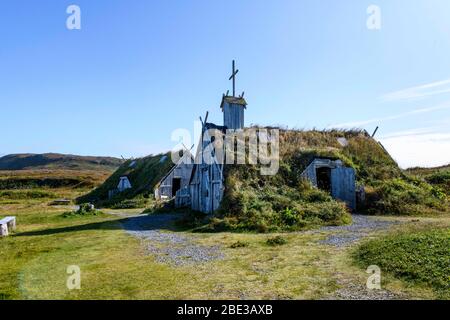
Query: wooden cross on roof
228 60 239 97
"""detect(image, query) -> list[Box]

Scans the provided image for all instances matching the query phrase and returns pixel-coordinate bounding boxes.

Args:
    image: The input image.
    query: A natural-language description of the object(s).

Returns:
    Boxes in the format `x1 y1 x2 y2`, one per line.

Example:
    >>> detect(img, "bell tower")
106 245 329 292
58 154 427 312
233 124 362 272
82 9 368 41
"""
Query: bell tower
222 60 247 130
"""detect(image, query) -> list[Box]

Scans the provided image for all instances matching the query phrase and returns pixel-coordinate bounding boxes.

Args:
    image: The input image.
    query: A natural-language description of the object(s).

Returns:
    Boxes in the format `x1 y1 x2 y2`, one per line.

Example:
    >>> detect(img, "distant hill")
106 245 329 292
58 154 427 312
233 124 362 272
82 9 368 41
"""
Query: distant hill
0 153 123 171
406 164 450 176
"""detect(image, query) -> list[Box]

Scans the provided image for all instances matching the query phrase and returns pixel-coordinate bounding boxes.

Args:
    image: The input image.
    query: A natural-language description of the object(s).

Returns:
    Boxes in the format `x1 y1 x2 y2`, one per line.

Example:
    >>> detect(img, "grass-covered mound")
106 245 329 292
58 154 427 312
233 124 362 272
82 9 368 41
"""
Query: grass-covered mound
77 153 173 208
353 228 450 299
211 129 447 232
215 165 351 232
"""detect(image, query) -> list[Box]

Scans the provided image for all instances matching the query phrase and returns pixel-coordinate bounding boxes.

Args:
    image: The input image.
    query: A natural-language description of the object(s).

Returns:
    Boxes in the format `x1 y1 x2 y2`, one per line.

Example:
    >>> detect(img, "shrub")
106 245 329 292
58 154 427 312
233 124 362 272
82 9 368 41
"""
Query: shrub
281 207 298 226
62 203 101 218
230 241 249 248
426 170 450 185
366 178 447 215
217 158 351 233
266 236 287 246
426 171 450 196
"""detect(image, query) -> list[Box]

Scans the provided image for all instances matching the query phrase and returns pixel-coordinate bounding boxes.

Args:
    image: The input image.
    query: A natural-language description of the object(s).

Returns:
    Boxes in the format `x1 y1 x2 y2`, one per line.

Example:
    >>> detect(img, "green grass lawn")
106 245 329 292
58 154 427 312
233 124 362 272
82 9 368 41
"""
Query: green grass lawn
353 226 450 299
0 197 201 299
0 185 345 299
0 199 340 299
1 178 449 299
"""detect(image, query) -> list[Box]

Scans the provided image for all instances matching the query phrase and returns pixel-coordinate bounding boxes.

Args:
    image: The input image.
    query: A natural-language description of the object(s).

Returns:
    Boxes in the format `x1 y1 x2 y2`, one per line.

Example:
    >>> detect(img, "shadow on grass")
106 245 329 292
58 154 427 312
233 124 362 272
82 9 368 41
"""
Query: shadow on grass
15 213 191 237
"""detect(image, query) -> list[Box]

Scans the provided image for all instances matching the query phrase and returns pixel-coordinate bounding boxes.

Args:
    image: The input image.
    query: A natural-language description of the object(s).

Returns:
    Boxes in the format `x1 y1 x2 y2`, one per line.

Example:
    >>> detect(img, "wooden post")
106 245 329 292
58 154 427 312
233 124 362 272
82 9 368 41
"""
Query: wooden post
0 223 8 237
371 126 379 138
229 60 239 97
7 217 16 231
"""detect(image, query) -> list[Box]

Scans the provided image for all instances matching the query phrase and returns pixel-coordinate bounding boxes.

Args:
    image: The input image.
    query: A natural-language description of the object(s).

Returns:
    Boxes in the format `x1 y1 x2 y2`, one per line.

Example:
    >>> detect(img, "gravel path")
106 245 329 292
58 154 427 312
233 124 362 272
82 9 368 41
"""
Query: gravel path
121 214 223 266
325 276 404 300
318 214 396 247
120 212 402 299
318 214 404 300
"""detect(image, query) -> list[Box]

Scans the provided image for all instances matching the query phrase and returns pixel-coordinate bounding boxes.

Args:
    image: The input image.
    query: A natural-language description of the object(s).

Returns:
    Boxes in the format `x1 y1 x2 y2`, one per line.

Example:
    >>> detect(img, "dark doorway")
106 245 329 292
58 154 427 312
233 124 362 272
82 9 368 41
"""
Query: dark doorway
172 178 181 197
316 167 331 193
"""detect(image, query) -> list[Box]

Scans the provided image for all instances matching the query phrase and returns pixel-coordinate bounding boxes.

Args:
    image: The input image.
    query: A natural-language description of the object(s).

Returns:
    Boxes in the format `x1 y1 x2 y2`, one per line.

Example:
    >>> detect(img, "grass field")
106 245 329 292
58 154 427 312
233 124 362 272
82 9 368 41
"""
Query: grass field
353 226 450 299
0 170 449 300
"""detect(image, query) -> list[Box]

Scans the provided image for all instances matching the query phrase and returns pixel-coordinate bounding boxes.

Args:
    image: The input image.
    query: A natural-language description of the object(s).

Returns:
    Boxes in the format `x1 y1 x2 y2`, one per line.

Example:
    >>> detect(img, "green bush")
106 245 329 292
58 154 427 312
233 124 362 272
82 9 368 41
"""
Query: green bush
366 178 447 215
62 203 101 218
427 170 450 185
266 236 288 246
215 162 351 232
426 171 450 196
230 241 249 248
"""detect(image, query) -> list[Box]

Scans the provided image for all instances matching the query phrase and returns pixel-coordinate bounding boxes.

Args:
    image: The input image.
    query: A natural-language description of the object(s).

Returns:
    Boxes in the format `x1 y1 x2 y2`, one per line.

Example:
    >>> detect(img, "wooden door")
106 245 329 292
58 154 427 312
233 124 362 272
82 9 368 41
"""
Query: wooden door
331 167 356 210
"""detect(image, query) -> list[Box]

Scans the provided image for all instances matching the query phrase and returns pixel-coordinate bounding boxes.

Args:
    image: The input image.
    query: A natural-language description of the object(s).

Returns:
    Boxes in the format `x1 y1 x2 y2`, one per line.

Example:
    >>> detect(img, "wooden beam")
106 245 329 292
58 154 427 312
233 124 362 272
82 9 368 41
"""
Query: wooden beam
371 126 379 138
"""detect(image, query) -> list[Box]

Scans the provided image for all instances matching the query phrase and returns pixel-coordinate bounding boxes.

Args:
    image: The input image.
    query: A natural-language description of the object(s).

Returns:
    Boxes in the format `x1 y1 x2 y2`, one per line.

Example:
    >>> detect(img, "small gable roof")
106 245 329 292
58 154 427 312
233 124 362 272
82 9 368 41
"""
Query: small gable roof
220 95 247 110
154 151 194 189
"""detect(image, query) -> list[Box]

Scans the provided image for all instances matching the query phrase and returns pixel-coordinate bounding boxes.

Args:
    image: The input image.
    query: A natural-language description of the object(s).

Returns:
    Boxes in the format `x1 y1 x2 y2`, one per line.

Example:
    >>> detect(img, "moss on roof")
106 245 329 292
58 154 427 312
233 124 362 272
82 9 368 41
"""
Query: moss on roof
220 95 247 109
77 152 174 207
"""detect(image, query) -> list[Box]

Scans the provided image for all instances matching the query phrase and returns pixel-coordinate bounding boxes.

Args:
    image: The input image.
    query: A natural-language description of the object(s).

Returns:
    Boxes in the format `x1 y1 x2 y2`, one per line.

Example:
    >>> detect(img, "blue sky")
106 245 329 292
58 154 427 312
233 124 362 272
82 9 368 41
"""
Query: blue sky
1 0 449 168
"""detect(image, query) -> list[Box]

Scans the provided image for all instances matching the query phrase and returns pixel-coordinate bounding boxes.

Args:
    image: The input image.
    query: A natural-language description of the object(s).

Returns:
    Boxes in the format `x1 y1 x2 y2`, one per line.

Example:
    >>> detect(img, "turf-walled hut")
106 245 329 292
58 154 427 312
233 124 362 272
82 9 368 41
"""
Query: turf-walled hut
154 151 194 203
301 158 356 210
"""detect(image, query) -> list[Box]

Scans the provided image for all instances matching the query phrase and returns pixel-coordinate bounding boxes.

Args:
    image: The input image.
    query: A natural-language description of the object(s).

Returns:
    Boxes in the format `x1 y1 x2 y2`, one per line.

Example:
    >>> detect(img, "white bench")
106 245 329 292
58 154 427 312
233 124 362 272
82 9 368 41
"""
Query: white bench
0 216 16 237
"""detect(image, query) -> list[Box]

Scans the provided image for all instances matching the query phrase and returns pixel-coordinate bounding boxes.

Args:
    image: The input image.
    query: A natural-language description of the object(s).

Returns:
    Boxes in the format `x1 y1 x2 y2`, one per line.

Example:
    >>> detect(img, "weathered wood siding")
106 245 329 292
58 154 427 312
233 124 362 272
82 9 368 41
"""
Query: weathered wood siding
301 158 356 210
301 162 318 186
331 167 356 210
155 160 193 200
175 187 191 207
223 103 244 130
189 162 223 214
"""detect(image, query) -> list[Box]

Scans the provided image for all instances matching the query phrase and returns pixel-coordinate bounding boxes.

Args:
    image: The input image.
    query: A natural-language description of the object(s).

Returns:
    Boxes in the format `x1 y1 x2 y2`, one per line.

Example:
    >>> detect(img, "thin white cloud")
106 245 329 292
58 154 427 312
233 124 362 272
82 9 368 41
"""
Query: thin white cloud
328 103 450 129
330 80 450 168
381 79 450 102
379 125 449 139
